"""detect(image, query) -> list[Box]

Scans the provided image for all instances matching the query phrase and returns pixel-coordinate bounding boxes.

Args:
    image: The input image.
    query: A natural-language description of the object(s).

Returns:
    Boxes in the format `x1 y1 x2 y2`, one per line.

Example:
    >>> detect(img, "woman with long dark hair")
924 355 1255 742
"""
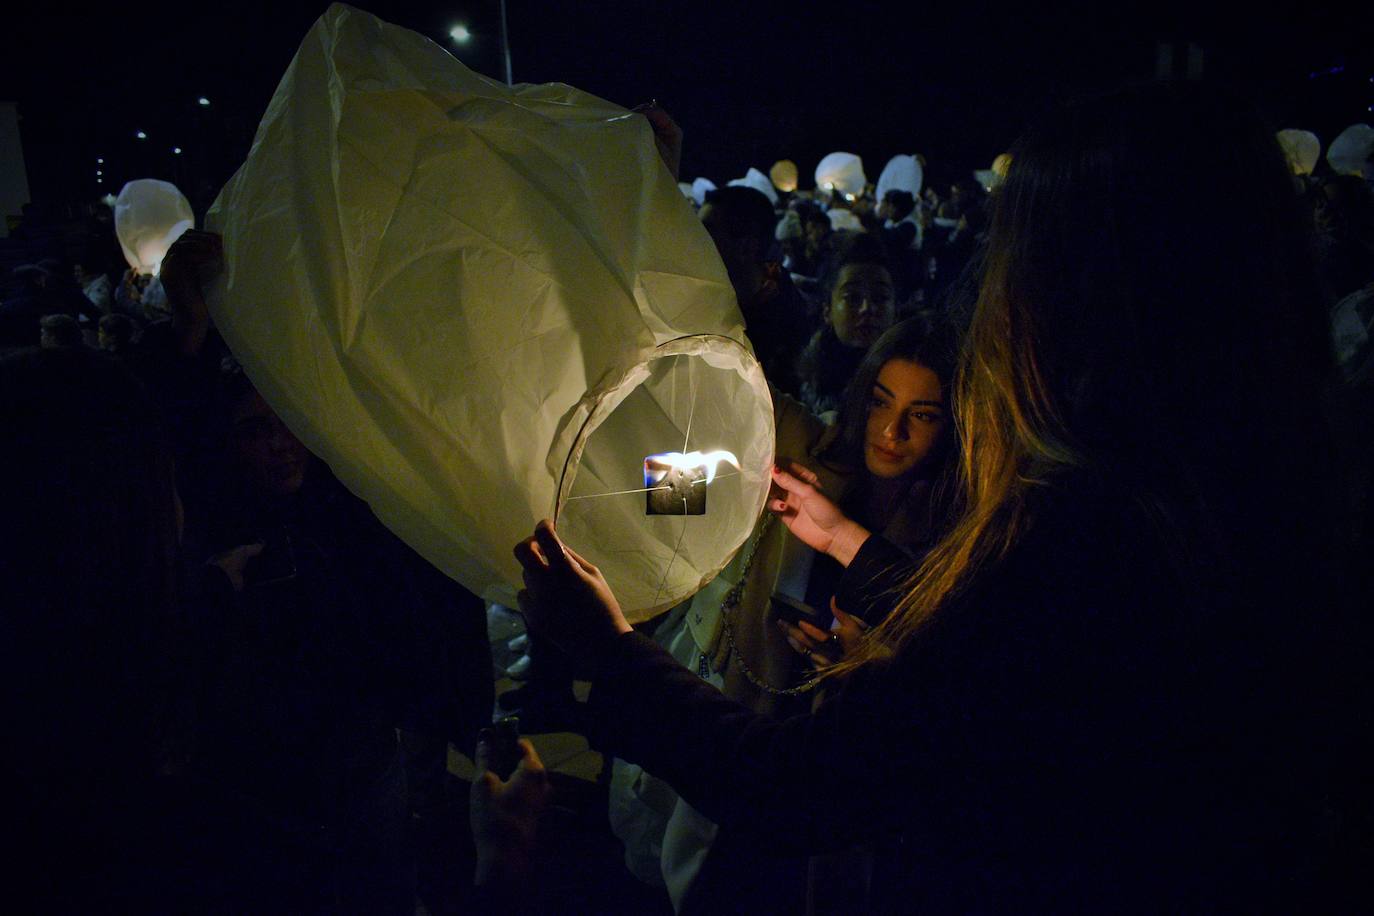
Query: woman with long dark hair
517 83 1354 910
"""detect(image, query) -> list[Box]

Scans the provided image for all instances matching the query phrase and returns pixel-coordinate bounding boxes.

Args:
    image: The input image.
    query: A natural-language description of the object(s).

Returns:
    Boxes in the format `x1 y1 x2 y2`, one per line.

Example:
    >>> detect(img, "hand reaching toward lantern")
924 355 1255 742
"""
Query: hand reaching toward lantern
159 229 223 356
767 463 872 567
514 519 633 664
632 101 683 181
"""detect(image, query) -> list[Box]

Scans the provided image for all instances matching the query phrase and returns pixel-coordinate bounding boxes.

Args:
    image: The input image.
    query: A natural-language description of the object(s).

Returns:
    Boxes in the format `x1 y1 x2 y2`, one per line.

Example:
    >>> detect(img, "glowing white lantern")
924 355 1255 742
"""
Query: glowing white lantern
814 152 866 198
727 167 779 205
113 179 194 276
973 169 998 191
206 4 773 621
1276 130 1321 176
875 154 923 202
1327 124 1374 178
678 181 695 200
691 177 717 207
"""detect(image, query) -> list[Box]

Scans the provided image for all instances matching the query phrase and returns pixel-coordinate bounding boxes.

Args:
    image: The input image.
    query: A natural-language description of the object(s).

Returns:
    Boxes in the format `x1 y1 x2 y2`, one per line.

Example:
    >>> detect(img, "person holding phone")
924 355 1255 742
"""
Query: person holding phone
516 84 1355 912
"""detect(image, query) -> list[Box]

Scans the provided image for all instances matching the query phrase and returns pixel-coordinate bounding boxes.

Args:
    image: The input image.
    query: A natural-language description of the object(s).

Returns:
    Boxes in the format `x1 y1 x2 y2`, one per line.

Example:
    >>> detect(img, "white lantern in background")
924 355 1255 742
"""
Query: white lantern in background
1327 124 1374 178
691 177 717 207
205 4 773 621
814 152 866 198
1276 129 1321 176
727 167 779 205
113 179 194 276
875 154 923 202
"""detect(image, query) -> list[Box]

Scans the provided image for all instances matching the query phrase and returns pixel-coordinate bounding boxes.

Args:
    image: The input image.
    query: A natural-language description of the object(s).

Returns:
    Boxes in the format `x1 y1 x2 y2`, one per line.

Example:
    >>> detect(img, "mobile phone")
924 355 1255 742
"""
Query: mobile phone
244 528 297 587
479 716 521 780
770 592 828 631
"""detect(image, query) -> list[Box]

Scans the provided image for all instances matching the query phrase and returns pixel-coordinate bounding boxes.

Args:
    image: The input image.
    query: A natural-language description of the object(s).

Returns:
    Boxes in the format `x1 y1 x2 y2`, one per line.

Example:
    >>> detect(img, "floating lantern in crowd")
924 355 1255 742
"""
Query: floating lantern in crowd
875 154 923 203
769 159 798 193
1276 130 1321 176
1327 124 1374 177
113 179 194 276
691 176 717 207
728 167 778 205
992 152 1013 178
206 4 773 621
815 152 866 199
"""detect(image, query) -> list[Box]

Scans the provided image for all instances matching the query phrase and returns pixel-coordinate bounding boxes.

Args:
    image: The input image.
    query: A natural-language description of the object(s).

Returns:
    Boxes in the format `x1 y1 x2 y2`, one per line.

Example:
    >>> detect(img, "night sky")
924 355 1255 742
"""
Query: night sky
4 1 1371 212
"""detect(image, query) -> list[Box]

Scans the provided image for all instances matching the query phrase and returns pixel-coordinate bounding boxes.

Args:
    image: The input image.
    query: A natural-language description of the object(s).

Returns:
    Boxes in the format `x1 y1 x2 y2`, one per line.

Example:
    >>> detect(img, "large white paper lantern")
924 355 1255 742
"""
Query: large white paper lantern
205 3 774 621
814 152 866 198
1327 124 1374 178
727 167 779 205
113 179 194 276
875 154 923 202
1276 130 1321 176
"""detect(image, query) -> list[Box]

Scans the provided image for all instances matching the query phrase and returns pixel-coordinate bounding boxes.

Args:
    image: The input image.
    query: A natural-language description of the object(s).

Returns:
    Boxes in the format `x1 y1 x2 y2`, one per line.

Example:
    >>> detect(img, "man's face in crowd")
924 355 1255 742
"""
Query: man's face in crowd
231 390 310 497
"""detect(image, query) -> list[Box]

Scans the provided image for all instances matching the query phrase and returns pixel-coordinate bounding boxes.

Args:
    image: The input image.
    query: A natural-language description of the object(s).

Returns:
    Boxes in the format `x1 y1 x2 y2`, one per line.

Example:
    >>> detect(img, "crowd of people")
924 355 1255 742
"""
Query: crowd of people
2 80 1372 913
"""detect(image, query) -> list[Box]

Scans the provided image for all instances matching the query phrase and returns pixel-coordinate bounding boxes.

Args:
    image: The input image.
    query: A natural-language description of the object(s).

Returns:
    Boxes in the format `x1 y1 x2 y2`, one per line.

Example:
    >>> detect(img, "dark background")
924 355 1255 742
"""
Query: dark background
3 0 1371 213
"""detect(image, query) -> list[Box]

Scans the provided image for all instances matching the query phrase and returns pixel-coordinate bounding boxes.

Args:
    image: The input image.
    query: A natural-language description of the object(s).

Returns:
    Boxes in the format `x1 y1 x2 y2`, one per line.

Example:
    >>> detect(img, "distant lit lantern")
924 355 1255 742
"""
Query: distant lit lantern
814 152 865 198
991 152 1013 178
113 178 194 276
875 154 923 203
449 23 471 43
135 130 148 140
101 194 117 208
172 147 183 155
973 169 998 192
198 96 211 107
1327 124 1374 178
205 5 773 621
1276 130 1321 176
769 159 798 193
728 167 778 205
691 176 717 207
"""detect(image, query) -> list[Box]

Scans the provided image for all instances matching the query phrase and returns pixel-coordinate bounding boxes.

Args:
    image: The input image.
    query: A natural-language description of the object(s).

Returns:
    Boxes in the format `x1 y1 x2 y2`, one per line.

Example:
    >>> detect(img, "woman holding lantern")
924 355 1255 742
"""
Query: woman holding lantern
516 83 1354 912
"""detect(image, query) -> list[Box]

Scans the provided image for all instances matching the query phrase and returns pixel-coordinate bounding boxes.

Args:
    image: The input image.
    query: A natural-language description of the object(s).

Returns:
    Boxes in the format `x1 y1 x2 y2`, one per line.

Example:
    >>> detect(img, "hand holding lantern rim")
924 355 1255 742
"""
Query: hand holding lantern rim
514 519 633 666
767 463 872 567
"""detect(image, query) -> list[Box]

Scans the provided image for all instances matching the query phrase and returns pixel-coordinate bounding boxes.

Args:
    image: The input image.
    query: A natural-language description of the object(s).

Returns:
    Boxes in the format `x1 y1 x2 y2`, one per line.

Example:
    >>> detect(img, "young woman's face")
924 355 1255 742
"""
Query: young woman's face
864 358 947 480
826 263 895 348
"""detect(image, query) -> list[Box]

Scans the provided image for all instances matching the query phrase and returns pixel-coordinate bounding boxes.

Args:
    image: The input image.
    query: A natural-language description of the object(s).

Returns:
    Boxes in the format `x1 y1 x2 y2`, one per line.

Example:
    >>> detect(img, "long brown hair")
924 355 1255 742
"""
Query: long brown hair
829 83 1331 677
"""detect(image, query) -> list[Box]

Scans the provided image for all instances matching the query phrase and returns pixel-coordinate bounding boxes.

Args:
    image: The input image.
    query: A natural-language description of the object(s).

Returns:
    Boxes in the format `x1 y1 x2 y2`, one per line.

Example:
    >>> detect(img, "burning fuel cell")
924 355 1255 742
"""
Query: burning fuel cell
644 450 739 515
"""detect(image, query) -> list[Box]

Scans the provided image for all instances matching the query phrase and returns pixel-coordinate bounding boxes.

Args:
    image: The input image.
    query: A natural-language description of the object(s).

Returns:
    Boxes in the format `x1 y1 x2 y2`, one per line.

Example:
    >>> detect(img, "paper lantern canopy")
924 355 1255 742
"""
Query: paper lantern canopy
691 177 718 208
114 179 194 276
1327 124 1374 178
769 159 799 193
875 154 923 203
205 3 774 622
727 167 779 206
815 152 866 198
1276 130 1321 176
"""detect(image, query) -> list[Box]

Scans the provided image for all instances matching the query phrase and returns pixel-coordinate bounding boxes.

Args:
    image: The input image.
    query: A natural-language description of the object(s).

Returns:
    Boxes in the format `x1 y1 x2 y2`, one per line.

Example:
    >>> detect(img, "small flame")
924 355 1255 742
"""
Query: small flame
647 449 740 485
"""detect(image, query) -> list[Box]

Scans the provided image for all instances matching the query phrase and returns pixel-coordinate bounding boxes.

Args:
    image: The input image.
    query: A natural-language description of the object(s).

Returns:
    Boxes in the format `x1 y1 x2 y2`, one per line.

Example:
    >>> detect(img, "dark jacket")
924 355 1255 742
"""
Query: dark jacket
586 471 1342 912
